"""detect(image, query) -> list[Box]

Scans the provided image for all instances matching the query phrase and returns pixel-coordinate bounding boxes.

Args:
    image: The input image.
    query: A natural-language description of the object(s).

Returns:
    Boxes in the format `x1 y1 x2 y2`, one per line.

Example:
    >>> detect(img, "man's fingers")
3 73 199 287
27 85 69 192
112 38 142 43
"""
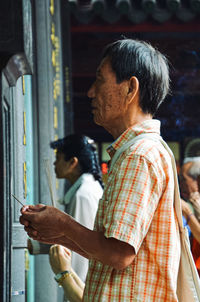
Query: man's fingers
20 204 48 227
21 204 46 215
20 205 29 213
29 204 47 211
19 216 29 227
24 226 38 237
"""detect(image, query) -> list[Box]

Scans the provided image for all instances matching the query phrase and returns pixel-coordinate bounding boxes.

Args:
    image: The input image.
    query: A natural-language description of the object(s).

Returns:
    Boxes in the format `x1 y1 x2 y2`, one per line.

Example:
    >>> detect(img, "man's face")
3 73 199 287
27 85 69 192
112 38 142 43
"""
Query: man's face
53 151 71 179
87 57 127 131
179 162 198 199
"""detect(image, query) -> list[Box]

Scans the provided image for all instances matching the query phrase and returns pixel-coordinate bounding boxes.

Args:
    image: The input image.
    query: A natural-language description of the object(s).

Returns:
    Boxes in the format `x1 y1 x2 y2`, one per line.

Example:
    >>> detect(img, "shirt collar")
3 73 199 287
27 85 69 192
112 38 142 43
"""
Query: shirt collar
107 119 161 159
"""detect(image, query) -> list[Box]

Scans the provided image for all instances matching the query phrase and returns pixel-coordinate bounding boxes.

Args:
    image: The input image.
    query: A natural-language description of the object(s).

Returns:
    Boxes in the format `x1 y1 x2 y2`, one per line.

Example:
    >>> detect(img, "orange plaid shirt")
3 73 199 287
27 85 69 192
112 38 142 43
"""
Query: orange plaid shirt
83 120 181 301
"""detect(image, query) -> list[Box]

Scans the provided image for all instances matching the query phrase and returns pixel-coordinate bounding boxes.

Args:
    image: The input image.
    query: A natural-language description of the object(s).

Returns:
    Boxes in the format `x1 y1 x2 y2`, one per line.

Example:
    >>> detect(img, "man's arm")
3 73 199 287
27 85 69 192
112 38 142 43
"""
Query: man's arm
62 218 136 270
20 205 135 270
39 235 91 259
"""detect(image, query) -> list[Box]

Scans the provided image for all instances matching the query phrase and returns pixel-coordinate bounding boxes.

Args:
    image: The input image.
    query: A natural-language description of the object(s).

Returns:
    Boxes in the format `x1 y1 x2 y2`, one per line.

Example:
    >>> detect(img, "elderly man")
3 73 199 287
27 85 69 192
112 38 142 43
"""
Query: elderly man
180 157 200 278
180 157 200 221
20 39 181 301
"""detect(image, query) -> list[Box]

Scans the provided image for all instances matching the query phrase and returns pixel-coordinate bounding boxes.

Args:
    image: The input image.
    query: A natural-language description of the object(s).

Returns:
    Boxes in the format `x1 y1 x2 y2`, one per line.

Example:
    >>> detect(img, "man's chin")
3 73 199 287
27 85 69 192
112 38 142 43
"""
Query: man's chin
93 116 102 127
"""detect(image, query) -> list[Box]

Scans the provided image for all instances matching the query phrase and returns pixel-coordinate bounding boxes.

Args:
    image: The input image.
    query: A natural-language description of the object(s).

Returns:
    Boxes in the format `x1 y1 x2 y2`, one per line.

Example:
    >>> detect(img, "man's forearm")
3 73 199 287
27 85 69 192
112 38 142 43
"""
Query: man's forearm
56 236 90 259
59 214 135 270
36 235 90 259
21 205 135 269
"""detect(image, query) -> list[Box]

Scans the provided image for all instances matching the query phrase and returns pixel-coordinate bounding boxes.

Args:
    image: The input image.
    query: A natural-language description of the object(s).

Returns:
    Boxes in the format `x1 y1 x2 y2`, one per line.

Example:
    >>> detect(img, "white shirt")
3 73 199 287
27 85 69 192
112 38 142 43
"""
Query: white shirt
59 173 103 282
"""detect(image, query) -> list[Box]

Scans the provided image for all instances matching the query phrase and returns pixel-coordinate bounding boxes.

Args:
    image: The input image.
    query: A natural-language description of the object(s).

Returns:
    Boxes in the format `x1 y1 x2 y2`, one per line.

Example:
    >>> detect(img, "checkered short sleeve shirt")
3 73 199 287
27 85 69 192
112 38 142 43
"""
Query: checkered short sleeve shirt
83 120 181 302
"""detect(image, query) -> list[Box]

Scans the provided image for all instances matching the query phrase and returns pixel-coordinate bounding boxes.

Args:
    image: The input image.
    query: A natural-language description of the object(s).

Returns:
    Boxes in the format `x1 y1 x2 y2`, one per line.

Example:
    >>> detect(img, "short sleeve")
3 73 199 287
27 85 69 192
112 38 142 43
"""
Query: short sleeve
104 154 163 253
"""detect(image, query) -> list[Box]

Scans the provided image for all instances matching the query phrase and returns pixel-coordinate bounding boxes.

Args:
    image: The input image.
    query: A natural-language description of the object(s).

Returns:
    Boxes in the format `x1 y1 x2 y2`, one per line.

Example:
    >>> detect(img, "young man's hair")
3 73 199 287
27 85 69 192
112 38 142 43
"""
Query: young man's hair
50 134 103 187
102 38 170 116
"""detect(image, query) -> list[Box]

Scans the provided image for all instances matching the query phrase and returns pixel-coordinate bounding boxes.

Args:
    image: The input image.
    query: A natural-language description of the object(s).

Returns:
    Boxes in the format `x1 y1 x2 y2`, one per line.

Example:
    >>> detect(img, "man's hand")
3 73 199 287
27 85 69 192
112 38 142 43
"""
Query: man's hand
19 204 135 270
19 204 68 240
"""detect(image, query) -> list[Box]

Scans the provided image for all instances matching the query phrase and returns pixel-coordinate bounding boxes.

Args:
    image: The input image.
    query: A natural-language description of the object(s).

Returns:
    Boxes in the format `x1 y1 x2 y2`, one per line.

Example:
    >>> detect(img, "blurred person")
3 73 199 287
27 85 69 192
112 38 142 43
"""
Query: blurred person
180 157 200 277
28 134 103 301
20 38 181 301
181 197 200 277
180 157 200 221
182 199 200 243
50 134 103 282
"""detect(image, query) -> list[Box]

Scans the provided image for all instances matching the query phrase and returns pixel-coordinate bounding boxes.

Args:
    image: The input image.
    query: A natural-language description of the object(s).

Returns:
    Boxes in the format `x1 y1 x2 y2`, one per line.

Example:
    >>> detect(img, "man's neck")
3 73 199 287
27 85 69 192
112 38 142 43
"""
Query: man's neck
108 114 152 140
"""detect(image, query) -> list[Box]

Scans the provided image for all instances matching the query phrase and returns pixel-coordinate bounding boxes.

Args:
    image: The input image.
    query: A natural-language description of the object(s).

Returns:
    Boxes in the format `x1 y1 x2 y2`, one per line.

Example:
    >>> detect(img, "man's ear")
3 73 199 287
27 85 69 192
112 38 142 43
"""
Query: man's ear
126 76 139 104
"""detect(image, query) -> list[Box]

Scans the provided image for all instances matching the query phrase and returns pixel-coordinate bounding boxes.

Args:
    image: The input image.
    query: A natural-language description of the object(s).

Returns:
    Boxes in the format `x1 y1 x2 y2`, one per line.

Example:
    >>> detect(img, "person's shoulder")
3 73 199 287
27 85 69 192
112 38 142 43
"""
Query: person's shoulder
126 137 162 155
126 137 171 166
76 174 103 200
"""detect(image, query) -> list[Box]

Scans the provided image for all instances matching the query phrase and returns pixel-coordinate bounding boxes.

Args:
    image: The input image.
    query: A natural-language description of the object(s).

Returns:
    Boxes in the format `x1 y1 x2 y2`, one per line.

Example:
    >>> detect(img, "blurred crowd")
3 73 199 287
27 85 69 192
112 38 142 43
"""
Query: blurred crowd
180 156 200 276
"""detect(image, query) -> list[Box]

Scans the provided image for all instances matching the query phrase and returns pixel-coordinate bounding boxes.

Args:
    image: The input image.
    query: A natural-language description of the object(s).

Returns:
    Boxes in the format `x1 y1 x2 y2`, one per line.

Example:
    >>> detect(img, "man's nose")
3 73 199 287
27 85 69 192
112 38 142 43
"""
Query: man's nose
87 83 95 98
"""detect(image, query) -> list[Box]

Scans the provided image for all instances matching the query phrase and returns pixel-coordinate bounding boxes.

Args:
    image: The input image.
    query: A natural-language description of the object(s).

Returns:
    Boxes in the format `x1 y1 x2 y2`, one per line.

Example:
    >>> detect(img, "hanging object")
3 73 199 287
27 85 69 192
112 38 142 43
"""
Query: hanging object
91 0 106 13
69 0 78 12
142 0 157 13
116 0 132 14
190 0 200 12
167 0 181 12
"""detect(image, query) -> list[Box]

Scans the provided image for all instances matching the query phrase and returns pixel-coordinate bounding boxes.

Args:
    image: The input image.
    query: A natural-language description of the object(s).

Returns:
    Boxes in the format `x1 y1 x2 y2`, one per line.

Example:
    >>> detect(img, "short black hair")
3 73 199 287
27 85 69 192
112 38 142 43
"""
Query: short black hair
50 134 103 187
102 39 170 116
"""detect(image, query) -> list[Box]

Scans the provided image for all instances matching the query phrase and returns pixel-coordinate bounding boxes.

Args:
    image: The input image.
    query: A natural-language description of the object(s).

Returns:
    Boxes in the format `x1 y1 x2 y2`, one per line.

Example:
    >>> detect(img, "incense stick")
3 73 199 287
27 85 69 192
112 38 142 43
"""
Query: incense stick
43 158 56 207
11 194 25 207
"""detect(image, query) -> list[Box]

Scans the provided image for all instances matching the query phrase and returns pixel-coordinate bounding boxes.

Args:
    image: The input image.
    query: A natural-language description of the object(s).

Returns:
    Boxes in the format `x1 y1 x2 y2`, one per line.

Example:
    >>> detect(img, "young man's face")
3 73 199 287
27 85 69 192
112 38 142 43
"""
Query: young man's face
87 57 127 132
53 151 71 179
